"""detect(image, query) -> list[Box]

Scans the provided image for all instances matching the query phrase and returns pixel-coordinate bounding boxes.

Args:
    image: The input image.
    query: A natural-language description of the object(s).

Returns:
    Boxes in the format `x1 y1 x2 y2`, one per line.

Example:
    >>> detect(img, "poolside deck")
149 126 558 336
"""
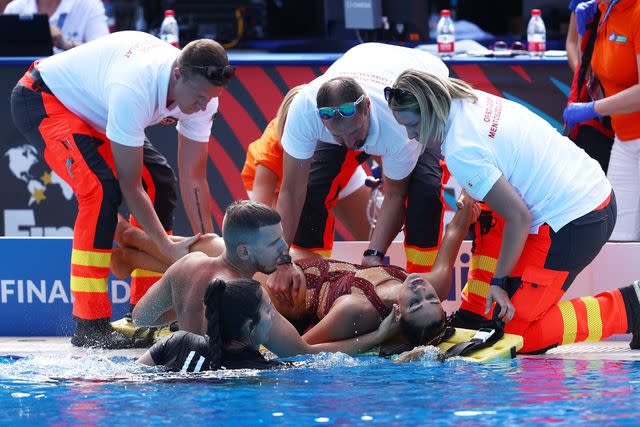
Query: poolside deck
3 337 640 361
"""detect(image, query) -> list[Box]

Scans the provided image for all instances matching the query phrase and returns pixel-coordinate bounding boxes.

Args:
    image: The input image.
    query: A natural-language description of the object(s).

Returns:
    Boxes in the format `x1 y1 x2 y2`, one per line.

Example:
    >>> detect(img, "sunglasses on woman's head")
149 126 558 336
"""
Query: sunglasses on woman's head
184 64 237 81
317 94 365 120
383 87 413 103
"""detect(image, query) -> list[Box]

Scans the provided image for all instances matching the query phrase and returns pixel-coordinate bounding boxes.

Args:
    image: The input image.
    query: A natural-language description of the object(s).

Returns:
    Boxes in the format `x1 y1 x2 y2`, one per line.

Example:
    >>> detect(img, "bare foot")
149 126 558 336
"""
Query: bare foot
110 247 134 279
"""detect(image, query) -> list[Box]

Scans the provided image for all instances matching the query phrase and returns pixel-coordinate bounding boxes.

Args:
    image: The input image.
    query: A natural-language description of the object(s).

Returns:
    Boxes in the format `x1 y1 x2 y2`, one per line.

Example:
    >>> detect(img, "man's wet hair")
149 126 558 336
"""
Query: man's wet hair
222 200 281 248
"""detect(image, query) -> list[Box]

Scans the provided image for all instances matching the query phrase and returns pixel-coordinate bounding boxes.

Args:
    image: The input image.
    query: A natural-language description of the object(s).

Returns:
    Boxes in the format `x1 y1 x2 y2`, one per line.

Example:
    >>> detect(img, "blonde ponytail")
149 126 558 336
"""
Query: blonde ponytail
275 84 306 140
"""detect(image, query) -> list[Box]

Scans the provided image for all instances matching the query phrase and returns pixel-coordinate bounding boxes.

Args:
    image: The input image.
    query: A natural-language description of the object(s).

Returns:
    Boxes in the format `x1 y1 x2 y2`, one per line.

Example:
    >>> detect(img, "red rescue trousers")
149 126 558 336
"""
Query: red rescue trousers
11 64 176 320
458 195 633 353
292 142 447 273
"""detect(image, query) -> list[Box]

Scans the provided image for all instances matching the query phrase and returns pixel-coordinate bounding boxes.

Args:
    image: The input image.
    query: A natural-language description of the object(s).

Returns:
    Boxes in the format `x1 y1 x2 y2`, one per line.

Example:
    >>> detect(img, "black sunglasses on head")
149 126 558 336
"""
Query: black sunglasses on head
184 64 236 81
383 86 413 103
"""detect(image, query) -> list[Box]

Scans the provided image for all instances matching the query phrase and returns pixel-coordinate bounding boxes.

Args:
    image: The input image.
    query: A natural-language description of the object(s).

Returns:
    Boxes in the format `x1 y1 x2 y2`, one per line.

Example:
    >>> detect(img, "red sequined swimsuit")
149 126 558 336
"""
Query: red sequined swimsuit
295 258 408 322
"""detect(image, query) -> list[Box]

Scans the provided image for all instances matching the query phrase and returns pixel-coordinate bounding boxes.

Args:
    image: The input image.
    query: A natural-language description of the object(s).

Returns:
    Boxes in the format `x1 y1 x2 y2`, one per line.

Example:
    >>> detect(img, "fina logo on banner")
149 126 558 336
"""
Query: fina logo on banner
2 144 75 236
0 278 132 305
0 238 132 336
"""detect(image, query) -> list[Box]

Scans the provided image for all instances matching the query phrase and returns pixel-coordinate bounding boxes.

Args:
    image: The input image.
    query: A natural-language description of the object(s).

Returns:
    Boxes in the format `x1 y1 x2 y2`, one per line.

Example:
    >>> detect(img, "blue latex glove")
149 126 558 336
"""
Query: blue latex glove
563 101 601 129
576 0 598 36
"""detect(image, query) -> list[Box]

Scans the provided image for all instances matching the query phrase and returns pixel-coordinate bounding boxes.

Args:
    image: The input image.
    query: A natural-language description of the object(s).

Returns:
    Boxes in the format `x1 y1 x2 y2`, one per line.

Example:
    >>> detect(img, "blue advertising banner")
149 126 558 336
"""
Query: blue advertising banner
0 237 130 336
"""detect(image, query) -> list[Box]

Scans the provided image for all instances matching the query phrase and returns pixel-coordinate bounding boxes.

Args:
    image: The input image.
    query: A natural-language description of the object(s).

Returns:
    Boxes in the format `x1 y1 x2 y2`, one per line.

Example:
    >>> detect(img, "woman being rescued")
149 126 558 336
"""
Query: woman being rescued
113 191 477 357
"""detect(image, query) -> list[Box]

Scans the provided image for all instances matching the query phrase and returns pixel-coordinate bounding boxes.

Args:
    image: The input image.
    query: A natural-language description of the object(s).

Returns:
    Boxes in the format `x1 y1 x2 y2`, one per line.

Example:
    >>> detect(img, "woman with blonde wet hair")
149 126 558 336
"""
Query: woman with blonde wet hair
241 85 371 239
382 70 640 355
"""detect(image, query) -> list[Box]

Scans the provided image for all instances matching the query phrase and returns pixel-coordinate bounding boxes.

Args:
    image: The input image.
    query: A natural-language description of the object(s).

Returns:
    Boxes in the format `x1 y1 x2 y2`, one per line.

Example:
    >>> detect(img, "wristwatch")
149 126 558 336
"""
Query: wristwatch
276 253 292 266
490 276 509 290
363 249 385 259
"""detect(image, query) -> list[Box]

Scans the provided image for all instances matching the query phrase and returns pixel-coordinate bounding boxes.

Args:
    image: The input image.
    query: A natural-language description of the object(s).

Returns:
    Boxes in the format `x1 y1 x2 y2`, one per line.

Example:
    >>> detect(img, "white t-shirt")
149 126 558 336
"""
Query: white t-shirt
37 31 218 146
442 90 612 232
281 43 449 181
4 0 109 54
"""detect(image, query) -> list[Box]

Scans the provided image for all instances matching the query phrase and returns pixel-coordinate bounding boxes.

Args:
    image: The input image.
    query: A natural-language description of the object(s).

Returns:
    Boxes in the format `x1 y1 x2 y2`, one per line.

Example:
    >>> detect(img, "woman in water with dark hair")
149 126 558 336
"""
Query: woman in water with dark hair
138 277 402 372
138 278 275 372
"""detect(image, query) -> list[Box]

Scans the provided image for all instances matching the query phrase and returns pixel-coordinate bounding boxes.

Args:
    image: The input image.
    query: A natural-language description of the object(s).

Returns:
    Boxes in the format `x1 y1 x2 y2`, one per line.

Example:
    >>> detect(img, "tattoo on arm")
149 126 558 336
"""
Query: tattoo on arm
194 187 205 234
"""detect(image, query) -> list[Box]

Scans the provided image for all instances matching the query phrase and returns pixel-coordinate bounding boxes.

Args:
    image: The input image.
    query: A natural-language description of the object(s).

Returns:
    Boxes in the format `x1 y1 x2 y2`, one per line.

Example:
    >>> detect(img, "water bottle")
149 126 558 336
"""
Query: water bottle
436 10 455 59
159 10 179 48
527 9 546 58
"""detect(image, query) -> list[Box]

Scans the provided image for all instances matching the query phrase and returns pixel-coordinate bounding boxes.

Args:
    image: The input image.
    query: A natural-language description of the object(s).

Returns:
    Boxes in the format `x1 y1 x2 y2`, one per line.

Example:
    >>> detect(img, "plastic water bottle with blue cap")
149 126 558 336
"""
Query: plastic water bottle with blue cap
160 10 179 48
527 9 546 58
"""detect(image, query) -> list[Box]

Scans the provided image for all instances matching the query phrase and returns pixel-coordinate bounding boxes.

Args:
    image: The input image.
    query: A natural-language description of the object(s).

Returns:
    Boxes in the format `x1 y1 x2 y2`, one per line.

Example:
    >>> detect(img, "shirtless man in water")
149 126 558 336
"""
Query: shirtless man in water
131 200 292 334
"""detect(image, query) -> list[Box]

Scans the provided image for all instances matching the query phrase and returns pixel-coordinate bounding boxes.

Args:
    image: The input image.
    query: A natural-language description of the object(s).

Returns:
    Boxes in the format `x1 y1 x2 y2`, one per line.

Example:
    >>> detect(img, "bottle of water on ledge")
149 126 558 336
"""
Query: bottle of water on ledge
160 10 179 48
437 9 455 59
527 9 546 58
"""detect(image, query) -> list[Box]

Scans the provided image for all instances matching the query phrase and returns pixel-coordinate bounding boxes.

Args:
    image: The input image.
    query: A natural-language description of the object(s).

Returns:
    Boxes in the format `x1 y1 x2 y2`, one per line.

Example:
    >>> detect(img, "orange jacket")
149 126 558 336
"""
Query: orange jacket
592 0 640 140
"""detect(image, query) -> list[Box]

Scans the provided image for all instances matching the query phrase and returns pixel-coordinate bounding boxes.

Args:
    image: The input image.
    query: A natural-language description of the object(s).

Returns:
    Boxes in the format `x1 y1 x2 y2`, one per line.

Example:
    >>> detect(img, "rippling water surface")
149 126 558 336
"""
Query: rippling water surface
1 351 639 426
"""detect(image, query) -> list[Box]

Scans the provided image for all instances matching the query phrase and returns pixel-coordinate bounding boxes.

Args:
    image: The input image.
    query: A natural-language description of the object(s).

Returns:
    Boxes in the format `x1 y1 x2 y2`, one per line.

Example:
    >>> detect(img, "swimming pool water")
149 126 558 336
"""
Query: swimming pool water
1 352 639 426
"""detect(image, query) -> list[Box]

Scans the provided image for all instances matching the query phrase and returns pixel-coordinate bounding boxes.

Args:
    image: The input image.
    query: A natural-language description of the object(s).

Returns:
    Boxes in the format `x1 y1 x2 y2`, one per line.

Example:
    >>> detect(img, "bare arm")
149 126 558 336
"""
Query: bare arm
362 175 411 265
264 306 399 357
481 176 531 322
301 298 379 344
178 133 214 234
111 142 193 264
131 269 176 327
425 191 475 301
483 176 531 279
131 254 203 327
566 13 581 73
594 55 640 116
276 152 312 245
252 164 279 207
267 153 312 306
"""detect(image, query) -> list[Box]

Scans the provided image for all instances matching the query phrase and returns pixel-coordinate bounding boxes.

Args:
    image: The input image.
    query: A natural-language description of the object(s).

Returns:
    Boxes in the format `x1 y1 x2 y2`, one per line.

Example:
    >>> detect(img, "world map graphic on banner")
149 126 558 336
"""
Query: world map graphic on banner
2 143 75 237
